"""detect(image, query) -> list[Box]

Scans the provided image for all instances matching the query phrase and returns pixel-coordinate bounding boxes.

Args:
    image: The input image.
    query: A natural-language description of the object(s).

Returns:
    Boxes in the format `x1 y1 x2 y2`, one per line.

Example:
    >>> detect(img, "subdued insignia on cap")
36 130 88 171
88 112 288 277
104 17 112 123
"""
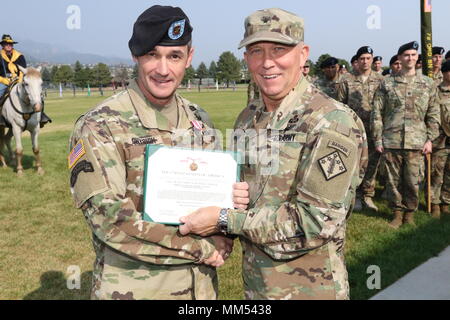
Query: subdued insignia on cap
168 19 185 40
68 139 86 169
318 151 347 181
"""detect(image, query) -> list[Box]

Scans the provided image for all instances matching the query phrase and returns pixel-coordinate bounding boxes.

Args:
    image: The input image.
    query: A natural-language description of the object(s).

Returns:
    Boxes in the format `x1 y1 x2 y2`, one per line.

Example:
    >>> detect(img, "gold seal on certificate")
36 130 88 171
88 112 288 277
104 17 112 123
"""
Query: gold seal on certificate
143 145 240 225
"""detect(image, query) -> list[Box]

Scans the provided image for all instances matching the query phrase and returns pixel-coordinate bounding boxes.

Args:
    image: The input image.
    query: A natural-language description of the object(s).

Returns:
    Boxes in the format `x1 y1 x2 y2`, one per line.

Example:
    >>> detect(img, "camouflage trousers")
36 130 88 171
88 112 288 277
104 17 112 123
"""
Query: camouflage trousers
358 143 381 198
431 148 450 205
90 236 218 300
383 149 424 212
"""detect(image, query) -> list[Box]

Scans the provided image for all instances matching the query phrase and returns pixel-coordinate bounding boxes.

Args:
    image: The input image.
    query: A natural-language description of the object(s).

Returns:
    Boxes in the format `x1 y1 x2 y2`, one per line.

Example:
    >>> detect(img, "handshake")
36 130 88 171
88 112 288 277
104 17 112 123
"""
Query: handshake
179 182 249 267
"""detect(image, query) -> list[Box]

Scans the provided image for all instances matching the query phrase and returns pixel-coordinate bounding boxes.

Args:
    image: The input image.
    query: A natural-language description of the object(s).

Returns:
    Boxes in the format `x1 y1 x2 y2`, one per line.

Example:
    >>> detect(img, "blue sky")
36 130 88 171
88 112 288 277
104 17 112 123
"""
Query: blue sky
1 0 449 67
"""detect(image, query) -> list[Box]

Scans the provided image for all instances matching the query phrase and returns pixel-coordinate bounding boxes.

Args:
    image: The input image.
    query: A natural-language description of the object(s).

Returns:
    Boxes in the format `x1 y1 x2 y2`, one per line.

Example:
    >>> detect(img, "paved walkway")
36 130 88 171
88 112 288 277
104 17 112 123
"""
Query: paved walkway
370 246 450 300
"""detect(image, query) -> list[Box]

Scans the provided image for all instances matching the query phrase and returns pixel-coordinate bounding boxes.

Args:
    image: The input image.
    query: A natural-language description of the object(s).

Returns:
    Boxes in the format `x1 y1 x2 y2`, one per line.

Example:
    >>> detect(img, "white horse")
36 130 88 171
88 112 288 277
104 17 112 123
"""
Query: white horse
0 66 44 175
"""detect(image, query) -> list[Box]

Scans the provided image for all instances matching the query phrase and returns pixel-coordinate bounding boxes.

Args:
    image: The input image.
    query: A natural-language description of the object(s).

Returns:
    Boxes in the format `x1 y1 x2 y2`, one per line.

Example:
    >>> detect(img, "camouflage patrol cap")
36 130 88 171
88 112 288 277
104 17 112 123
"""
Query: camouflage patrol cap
238 8 304 49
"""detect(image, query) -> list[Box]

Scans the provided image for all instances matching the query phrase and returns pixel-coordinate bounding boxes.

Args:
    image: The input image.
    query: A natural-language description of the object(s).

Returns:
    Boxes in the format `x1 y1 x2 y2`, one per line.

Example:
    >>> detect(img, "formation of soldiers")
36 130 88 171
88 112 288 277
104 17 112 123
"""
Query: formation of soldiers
311 44 450 227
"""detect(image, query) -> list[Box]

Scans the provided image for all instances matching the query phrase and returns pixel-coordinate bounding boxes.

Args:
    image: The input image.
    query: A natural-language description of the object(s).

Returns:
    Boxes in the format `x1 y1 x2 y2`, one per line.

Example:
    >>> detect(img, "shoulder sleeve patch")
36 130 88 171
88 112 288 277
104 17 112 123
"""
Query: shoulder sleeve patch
300 128 358 203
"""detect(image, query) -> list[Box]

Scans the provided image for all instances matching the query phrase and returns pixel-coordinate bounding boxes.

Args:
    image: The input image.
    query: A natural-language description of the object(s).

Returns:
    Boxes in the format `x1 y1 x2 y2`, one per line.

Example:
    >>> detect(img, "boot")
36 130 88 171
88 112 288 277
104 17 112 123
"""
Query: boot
431 204 441 219
354 197 363 211
403 212 416 227
363 196 379 212
441 204 449 215
389 210 403 229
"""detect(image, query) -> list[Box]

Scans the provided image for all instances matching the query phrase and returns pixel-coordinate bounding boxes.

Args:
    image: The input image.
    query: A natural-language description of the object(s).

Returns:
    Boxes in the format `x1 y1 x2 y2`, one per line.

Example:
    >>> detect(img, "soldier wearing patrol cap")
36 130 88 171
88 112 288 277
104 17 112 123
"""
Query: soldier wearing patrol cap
68 5 246 300
314 56 341 99
179 8 368 300
430 59 450 218
372 56 383 74
337 46 384 212
432 46 445 85
372 41 440 228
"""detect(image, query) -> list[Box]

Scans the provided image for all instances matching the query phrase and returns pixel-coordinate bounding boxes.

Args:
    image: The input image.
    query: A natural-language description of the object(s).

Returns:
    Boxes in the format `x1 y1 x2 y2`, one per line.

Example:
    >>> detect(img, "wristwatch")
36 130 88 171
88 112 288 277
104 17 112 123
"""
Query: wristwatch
217 208 228 235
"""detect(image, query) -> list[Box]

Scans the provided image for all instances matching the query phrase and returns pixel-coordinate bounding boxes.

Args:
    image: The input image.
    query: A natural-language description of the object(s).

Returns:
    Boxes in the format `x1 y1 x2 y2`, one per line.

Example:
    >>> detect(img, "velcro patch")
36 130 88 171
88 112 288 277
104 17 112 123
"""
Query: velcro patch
328 140 350 157
68 139 86 169
70 160 94 187
132 136 158 145
318 151 347 181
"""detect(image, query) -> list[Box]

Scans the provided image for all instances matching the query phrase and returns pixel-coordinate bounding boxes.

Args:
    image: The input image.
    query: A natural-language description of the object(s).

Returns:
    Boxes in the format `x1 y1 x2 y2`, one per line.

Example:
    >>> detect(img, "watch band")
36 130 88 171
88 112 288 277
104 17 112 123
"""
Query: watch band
218 208 228 234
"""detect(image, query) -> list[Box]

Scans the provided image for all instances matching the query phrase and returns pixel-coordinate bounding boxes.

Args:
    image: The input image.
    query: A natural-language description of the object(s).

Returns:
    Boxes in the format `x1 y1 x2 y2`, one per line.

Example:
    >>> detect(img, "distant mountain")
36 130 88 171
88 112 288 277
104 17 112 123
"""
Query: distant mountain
15 38 132 65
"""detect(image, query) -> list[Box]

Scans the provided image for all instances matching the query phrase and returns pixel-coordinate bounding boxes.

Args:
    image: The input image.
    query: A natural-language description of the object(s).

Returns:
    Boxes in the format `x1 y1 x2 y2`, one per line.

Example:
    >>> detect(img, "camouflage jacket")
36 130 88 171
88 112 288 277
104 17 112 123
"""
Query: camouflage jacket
371 73 441 150
337 70 384 129
433 71 443 86
227 77 368 300
433 84 450 149
314 75 341 100
68 79 220 299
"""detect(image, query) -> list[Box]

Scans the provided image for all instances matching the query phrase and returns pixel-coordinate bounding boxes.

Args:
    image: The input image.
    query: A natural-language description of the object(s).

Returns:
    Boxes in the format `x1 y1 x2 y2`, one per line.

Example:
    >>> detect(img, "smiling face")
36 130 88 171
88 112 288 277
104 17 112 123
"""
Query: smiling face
133 45 193 105
244 42 309 109
399 49 418 71
432 54 443 69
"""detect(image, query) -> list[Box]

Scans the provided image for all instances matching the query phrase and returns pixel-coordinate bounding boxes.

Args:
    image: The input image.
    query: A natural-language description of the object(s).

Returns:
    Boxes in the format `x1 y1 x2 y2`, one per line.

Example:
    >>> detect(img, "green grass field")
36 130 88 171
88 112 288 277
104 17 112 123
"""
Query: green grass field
1 88 449 300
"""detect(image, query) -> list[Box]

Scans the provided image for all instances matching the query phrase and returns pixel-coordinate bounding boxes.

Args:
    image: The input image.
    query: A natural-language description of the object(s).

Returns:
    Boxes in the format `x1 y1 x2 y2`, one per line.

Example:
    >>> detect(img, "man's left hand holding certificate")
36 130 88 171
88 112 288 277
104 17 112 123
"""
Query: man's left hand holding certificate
143 145 245 226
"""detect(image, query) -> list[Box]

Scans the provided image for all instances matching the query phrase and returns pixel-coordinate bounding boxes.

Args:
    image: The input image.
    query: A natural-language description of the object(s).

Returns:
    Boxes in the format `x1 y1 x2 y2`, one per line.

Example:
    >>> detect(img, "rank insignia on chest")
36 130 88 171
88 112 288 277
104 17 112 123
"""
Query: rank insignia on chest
318 151 347 181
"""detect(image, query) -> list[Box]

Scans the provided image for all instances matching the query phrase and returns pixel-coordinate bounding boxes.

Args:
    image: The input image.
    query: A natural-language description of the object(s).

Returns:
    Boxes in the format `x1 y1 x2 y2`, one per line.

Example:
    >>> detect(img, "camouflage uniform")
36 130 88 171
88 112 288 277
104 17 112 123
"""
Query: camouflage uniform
337 70 384 199
68 80 220 300
431 84 450 205
247 78 260 107
227 76 368 300
314 75 341 100
371 73 440 212
433 71 443 86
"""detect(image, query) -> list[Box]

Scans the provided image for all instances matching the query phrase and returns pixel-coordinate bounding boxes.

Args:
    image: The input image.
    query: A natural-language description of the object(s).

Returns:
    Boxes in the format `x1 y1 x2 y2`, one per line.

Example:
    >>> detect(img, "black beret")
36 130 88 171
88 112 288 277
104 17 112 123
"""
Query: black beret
128 5 193 57
356 46 373 58
320 57 339 68
382 69 390 76
398 41 419 55
389 55 399 66
373 56 382 62
442 60 450 73
432 46 445 56
351 55 358 63
446 51 450 60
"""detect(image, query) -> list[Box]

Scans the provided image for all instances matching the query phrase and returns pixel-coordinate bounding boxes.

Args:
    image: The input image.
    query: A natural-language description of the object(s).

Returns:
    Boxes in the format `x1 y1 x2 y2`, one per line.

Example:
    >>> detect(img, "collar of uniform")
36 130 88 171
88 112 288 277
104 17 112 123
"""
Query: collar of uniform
1 49 21 62
394 71 427 84
268 75 309 130
127 79 175 131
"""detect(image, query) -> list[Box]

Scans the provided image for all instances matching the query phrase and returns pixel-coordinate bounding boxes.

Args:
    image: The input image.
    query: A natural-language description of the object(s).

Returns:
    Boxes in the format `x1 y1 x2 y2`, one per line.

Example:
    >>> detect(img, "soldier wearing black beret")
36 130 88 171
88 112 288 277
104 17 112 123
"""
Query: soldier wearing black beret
446 51 450 62
69 5 238 300
388 54 402 76
351 54 359 74
314 56 340 99
372 56 383 74
337 45 384 211
432 46 445 84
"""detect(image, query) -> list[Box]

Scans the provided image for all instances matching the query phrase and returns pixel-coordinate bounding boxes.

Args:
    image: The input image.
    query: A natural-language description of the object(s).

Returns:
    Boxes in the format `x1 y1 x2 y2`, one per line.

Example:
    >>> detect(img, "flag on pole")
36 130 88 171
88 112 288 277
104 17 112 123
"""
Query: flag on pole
424 0 432 12
59 83 63 98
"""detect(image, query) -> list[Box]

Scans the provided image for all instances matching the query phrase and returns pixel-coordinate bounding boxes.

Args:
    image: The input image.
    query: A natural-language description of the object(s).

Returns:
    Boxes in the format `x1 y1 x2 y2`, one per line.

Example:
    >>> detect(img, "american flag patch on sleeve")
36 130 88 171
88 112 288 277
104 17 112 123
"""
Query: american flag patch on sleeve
68 139 86 169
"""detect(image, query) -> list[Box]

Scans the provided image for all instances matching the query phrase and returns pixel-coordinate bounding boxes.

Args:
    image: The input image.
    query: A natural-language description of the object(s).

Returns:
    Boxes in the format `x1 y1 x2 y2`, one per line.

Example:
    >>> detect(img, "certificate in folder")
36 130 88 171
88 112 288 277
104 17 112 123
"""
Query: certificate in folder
142 145 240 225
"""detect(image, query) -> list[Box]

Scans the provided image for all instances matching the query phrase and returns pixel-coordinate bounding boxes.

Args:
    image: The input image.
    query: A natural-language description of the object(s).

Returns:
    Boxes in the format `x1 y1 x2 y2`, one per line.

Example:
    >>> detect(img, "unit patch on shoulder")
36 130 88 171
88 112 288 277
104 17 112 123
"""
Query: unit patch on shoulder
68 139 86 169
70 160 94 187
318 151 347 181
